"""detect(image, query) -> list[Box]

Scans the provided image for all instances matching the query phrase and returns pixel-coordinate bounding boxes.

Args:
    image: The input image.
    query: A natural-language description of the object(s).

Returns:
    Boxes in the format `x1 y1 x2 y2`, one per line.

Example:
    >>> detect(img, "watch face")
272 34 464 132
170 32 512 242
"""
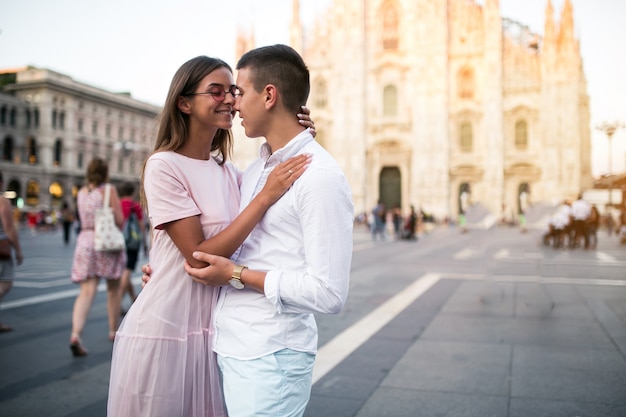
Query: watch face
229 278 244 289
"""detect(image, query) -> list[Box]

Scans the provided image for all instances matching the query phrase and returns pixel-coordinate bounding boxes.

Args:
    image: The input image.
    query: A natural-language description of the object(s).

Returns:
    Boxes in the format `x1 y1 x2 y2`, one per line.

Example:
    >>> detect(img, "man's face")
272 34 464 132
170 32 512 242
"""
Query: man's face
234 67 266 139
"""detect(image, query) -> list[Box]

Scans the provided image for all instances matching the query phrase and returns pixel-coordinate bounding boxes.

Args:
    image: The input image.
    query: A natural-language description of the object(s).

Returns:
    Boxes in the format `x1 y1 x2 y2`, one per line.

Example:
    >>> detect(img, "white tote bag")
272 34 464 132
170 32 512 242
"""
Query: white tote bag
94 184 126 252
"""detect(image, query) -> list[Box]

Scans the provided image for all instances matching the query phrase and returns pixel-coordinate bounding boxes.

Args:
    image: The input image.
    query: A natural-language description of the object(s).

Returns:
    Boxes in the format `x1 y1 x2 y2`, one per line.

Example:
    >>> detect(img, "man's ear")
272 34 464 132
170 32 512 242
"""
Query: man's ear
177 96 192 114
264 85 278 110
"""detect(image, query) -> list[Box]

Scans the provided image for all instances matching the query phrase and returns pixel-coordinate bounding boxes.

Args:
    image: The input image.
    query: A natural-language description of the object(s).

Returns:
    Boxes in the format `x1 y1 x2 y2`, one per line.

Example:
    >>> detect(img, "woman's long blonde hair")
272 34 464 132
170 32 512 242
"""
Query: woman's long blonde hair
140 56 234 209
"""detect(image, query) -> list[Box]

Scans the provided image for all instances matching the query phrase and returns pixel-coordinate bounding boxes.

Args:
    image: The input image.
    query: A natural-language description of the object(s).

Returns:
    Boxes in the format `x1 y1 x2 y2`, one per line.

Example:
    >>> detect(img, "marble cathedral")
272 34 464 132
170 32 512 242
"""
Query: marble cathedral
233 0 591 223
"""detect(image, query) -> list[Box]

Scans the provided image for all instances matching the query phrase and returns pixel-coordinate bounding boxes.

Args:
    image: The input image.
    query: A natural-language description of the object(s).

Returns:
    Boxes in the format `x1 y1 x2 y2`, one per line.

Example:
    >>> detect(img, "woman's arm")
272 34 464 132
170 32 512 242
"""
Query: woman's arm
184 252 264 292
164 154 310 268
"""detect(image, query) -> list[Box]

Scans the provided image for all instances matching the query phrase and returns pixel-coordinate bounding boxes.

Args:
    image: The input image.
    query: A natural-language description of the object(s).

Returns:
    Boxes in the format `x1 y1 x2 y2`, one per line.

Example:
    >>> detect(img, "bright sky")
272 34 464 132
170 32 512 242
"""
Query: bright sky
1 0 625 177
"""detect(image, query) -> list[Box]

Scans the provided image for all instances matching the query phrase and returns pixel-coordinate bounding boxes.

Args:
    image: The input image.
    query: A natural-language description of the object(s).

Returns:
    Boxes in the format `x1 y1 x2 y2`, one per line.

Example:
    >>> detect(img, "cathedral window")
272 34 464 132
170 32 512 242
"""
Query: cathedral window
383 85 398 116
381 0 399 51
459 122 473 152
457 67 474 99
315 79 328 108
515 120 528 149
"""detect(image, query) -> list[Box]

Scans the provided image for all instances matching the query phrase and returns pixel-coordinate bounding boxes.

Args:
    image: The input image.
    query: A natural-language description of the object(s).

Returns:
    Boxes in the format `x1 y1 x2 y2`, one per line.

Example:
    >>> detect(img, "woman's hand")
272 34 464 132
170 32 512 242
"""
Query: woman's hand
258 153 311 205
298 106 316 138
141 263 152 288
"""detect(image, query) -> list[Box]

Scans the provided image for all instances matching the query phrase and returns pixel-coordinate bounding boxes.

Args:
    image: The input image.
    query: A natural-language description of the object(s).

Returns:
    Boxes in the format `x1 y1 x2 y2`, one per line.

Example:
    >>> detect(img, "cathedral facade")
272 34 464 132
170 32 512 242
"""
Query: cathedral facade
236 0 591 223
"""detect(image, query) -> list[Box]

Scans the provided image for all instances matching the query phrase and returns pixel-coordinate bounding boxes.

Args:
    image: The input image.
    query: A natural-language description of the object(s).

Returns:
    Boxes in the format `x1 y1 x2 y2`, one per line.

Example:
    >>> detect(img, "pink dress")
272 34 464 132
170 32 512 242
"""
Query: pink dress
71 184 126 282
107 152 241 417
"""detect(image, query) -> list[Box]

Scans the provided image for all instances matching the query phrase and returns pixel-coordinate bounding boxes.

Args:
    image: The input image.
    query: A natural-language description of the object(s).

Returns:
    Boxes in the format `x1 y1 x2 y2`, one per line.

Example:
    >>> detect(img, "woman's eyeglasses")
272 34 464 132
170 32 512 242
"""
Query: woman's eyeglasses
187 85 242 102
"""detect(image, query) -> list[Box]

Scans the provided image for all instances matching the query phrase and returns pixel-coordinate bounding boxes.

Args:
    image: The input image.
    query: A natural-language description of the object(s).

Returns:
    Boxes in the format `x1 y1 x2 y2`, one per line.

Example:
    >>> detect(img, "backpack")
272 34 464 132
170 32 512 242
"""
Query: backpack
123 209 142 251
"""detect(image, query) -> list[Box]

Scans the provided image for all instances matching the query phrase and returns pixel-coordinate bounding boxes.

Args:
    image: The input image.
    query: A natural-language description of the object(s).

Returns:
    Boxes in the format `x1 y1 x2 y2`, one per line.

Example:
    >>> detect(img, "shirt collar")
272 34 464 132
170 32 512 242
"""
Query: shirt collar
260 128 314 168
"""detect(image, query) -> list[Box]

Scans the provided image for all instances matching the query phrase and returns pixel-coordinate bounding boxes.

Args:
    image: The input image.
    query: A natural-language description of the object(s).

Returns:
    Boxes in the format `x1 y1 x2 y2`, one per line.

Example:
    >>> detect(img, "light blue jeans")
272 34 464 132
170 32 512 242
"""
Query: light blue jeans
218 349 315 417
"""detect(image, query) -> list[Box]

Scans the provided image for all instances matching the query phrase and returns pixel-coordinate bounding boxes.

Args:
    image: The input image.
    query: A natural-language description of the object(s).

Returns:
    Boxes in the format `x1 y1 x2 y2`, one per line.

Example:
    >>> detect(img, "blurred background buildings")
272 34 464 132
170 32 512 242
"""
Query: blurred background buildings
0 0 622 226
233 0 594 226
0 68 158 211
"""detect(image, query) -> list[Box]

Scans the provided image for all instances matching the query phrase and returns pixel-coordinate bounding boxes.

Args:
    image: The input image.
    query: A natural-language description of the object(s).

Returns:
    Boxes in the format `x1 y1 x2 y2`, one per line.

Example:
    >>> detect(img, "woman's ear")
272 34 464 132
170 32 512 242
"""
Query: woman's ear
177 96 192 114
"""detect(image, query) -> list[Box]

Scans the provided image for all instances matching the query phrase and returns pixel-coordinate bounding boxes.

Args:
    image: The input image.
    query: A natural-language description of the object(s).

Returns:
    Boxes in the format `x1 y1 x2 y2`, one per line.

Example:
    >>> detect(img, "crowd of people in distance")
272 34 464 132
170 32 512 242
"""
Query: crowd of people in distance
366 201 423 241
541 193 624 249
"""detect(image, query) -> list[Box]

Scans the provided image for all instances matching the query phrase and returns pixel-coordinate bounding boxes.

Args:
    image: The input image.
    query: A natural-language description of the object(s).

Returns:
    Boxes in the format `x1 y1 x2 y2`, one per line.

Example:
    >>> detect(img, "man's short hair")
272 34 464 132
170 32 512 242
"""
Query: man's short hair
237 44 310 114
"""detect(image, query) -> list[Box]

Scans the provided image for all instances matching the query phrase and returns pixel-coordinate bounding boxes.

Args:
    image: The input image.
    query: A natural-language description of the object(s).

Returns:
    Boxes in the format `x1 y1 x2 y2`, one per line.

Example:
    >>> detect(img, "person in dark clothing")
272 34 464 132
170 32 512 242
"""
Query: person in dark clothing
401 205 418 241
61 202 74 245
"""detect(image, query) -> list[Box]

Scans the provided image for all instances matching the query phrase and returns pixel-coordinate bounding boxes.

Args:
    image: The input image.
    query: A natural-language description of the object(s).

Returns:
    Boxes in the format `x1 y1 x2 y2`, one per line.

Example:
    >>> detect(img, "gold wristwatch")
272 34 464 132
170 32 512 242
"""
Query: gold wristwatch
229 265 247 289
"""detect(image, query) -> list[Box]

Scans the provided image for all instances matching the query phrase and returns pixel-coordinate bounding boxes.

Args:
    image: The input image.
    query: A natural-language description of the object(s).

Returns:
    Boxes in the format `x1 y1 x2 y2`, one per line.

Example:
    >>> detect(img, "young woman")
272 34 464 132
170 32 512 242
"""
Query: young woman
107 56 312 417
69 158 126 356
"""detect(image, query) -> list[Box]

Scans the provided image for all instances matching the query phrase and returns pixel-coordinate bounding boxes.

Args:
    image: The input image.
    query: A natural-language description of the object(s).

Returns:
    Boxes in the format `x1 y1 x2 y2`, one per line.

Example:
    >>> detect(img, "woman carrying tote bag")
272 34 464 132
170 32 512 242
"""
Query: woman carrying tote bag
68 158 126 356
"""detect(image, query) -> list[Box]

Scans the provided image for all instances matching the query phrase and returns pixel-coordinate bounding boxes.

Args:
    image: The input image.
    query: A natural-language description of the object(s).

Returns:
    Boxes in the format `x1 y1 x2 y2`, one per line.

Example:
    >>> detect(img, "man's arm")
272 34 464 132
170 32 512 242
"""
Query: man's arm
263 167 353 314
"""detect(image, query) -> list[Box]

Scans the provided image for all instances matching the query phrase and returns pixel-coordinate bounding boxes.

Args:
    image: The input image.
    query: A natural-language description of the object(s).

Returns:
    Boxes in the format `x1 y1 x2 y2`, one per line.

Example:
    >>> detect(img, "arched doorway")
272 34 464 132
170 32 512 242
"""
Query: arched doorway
26 180 40 206
458 183 471 215
379 167 401 210
518 183 530 214
49 182 64 207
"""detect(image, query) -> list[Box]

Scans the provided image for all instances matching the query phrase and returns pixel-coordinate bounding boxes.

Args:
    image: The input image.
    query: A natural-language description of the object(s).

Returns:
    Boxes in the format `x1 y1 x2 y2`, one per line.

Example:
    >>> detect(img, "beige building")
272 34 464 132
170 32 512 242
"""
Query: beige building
235 0 591 223
0 67 159 212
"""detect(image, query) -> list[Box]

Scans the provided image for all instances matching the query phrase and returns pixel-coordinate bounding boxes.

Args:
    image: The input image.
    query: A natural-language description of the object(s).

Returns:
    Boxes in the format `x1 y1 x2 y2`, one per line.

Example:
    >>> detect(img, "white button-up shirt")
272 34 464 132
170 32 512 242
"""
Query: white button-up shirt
213 129 354 360
570 199 591 221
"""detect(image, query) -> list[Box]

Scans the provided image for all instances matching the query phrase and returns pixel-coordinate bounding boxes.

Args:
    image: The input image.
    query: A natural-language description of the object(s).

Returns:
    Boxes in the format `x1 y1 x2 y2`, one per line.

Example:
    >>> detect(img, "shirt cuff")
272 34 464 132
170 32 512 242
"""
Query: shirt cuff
264 270 285 314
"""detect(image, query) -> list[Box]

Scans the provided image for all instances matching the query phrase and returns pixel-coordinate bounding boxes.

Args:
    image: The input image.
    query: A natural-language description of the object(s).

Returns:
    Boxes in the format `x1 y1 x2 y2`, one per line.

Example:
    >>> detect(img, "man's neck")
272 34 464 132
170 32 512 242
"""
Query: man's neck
265 121 307 154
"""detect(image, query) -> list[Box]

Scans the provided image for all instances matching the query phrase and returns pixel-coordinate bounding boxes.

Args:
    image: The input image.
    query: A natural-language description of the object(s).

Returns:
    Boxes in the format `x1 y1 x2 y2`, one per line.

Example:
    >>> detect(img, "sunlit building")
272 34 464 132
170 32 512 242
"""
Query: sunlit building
0 67 158 213
234 0 591 224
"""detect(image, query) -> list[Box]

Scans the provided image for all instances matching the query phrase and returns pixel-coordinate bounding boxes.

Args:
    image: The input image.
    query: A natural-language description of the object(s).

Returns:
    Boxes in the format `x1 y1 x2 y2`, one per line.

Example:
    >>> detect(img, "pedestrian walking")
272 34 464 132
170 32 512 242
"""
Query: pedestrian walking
570 193 591 248
117 182 146 314
68 158 126 356
0 170 24 333
60 201 74 245
371 200 386 240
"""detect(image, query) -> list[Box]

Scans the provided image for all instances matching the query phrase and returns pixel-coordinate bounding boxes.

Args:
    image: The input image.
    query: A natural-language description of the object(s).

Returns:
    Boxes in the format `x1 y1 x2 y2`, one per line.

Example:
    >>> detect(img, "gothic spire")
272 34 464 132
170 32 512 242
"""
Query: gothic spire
558 0 575 46
544 0 555 43
290 0 303 53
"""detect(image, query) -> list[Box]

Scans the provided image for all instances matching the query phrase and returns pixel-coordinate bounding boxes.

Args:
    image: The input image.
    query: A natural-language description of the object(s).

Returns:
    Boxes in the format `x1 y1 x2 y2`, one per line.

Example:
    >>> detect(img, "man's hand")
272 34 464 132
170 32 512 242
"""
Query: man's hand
184 252 234 287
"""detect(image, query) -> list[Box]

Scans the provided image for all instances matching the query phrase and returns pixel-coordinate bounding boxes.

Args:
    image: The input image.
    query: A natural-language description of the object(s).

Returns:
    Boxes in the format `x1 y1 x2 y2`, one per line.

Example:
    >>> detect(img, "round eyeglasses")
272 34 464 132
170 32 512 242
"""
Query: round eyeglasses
187 85 242 102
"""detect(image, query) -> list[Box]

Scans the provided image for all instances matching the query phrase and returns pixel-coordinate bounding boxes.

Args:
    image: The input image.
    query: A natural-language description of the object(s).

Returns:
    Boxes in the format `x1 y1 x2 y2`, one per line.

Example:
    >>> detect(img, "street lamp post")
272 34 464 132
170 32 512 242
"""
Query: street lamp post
596 121 624 208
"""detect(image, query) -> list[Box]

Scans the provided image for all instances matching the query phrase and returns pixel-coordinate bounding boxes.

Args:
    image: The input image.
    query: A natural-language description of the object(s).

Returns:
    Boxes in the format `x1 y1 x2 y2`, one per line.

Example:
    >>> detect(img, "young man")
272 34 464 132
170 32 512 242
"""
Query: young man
185 44 354 416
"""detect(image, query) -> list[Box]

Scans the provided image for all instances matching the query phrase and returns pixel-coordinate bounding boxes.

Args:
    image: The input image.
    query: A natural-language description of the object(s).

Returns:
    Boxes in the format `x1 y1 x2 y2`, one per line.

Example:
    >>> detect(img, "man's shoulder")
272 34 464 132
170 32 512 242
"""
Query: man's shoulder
303 142 343 170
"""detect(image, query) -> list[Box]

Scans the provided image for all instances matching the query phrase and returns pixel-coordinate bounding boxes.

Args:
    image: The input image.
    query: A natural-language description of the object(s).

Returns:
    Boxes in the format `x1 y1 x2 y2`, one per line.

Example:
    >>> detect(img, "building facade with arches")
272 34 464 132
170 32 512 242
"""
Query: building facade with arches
0 67 159 214
234 0 592 222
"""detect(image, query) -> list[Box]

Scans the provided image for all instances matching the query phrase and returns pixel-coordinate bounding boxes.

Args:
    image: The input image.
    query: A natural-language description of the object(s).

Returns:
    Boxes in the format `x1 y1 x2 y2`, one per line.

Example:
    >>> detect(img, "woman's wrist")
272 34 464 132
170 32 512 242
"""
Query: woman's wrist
253 192 273 209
